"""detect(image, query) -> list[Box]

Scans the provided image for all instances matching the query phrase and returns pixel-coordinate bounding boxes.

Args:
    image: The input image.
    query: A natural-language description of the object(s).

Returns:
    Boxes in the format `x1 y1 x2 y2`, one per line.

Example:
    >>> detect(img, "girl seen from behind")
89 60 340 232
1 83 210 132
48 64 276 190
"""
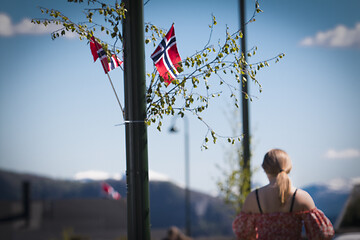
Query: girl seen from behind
232 149 335 240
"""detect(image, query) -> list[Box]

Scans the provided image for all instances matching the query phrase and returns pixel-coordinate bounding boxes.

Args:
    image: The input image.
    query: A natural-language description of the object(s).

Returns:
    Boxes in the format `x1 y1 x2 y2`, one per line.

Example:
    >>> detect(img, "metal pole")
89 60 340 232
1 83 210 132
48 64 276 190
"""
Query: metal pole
106 73 124 116
184 116 191 236
23 181 30 226
169 116 191 236
122 0 151 239
239 0 251 194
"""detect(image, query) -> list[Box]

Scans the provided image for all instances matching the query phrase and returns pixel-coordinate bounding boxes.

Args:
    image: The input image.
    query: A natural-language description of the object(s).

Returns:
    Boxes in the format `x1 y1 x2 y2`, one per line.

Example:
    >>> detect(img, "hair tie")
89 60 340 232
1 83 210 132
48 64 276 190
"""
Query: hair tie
279 169 285 173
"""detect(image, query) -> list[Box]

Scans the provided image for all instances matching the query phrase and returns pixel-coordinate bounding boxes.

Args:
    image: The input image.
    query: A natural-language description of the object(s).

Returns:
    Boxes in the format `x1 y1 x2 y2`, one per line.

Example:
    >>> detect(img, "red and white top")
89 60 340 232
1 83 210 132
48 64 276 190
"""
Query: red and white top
232 208 335 240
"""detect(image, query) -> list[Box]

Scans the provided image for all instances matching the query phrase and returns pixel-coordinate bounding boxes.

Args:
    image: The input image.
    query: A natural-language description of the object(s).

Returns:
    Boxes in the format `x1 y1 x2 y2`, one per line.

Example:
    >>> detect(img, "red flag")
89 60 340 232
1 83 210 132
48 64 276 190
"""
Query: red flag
90 36 111 73
150 24 182 86
102 182 121 200
108 54 123 71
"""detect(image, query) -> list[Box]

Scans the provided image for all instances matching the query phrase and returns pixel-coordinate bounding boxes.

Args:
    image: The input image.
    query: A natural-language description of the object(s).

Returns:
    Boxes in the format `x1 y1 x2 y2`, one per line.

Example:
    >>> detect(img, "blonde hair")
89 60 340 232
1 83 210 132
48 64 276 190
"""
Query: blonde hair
262 149 292 204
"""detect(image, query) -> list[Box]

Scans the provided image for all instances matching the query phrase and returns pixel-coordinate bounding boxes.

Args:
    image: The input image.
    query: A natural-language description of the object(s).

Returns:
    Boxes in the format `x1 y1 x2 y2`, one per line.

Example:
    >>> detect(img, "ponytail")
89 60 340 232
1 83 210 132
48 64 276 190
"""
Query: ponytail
276 170 291 204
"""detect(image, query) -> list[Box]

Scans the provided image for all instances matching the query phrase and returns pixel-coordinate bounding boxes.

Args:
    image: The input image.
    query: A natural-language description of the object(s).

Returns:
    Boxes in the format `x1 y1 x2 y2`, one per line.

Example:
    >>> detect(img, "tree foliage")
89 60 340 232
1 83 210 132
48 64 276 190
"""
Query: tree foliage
216 109 255 214
32 0 284 149
217 149 252 214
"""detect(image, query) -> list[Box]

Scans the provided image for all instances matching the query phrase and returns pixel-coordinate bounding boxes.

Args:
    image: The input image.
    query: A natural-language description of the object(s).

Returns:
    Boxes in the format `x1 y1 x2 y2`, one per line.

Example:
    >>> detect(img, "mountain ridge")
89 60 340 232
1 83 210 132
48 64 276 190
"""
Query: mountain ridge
0 168 234 237
0 168 353 236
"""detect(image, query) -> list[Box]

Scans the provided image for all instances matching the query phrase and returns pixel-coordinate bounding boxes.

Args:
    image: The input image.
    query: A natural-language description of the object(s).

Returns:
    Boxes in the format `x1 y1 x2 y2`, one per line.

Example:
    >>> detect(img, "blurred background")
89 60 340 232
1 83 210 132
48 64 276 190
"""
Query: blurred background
0 0 359 239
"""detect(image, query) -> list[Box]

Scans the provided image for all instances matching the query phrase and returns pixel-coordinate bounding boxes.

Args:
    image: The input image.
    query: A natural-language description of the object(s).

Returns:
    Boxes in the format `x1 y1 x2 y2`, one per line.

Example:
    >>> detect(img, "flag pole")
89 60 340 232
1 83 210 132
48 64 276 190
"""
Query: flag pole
91 36 125 118
106 72 125 117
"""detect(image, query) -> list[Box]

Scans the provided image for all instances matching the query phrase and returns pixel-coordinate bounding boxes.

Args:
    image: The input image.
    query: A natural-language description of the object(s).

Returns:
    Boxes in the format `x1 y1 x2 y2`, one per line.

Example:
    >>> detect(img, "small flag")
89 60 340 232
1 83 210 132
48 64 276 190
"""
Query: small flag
102 182 121 200
151 24 182 86
108 54 123 71
90 36 112 74
90 37 101 62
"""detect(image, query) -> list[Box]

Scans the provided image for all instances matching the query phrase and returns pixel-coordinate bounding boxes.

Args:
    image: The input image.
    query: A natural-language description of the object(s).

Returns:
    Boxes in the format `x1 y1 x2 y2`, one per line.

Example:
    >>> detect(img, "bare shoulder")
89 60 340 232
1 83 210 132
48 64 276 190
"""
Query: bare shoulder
294 188 316 211
242 190 258 213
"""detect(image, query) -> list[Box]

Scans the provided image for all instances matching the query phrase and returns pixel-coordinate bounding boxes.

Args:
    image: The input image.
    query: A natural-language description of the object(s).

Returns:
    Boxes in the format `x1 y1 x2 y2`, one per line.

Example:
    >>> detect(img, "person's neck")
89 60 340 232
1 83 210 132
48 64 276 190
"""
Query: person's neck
267 175 277 187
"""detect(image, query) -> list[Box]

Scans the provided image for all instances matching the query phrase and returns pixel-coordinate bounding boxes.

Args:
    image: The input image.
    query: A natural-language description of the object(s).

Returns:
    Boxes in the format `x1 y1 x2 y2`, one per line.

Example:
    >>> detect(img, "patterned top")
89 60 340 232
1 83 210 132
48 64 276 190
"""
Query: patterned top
232 208 335 240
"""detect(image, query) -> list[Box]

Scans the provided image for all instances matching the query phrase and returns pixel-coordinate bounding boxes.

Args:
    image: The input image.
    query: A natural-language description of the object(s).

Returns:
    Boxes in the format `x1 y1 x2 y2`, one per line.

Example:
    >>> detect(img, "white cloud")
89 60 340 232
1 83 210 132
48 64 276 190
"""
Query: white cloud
0 13 76 38
324 148 360 159
326 178 352 191
319 177 360 193
0 13 13 36
299 22 360 48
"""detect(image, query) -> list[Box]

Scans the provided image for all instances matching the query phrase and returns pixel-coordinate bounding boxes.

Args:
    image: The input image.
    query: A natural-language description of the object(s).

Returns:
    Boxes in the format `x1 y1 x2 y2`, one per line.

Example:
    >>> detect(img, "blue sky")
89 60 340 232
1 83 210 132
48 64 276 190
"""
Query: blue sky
0 0 359 195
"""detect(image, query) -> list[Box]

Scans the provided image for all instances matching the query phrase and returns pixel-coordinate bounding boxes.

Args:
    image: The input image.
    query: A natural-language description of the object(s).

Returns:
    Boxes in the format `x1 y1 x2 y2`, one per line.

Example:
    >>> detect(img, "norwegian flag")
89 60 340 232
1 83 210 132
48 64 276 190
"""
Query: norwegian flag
102 182 121 200
90 36 101 62
108 54 123 71
151 24 182 86
90 37 122 74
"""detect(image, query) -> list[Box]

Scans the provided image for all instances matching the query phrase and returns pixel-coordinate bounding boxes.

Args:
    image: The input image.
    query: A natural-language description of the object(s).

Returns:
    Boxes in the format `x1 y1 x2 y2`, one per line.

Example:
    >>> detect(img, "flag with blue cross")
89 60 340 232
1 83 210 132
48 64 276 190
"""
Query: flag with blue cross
151 24 182 86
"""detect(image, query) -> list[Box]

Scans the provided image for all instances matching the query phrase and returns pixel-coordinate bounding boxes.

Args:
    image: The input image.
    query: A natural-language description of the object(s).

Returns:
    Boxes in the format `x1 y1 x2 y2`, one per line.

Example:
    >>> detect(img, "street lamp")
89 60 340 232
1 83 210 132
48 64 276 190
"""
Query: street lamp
239 0 251 195
169 116 191 237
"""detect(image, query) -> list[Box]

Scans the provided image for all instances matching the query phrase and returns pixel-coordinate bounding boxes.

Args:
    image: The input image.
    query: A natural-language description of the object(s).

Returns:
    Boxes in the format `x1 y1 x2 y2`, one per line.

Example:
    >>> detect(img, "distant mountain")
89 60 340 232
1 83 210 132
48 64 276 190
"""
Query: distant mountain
1 168 354 236
0 169 234 237
0 169 115 200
